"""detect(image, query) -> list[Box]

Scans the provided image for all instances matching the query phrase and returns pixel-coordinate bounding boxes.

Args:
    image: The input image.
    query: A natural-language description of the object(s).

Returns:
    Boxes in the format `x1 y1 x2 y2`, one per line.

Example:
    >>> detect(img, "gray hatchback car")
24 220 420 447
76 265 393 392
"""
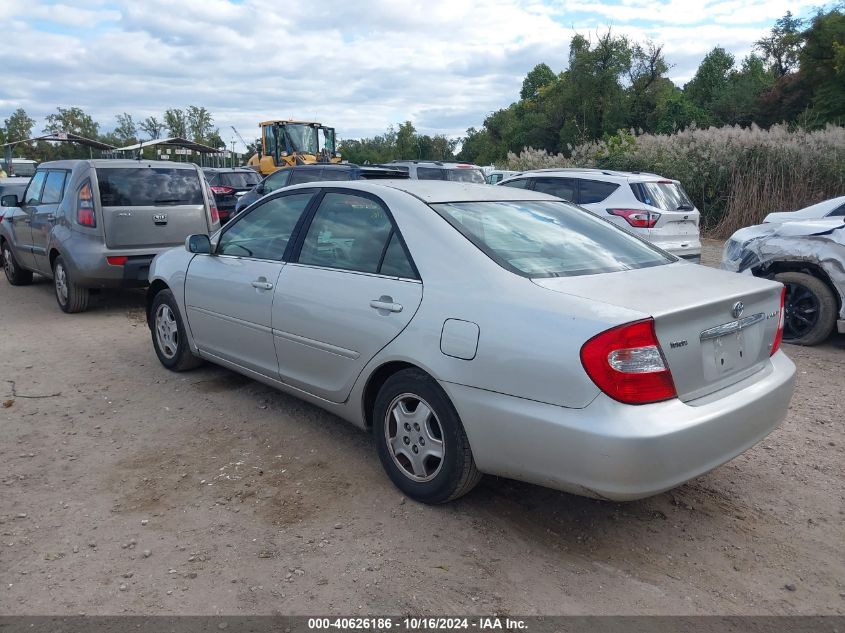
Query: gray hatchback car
0 159 220 313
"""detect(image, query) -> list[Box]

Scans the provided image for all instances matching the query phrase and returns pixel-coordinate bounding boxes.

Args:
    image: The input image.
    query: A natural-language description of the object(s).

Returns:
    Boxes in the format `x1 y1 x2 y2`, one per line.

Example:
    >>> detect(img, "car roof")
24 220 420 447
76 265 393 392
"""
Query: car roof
388 160 482 170
283 179 558 203
511 167 669 182
202 167 257 172
36 159 200 170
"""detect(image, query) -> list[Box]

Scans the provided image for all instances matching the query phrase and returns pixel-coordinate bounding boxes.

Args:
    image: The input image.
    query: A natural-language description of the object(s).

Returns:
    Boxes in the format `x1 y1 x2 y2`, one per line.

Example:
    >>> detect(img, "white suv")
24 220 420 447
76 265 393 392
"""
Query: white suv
499 168 702 262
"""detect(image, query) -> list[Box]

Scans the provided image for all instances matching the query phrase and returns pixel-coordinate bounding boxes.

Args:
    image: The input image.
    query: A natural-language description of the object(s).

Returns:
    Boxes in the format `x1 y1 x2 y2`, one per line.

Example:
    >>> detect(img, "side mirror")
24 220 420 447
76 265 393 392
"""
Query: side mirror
1 194 20 208
185 234 212 255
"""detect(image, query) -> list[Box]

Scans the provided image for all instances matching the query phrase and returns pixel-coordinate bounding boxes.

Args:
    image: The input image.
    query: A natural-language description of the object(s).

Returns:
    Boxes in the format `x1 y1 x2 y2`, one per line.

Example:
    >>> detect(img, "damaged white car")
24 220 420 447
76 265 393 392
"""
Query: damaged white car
722 218 845 345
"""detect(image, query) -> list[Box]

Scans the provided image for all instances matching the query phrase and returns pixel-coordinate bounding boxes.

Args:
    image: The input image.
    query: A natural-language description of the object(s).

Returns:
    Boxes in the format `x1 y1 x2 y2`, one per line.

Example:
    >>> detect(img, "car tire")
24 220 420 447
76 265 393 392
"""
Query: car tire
2 240 33 286
150 289 203 371
374 368 482 504
774 271 837 346
53 255 89 313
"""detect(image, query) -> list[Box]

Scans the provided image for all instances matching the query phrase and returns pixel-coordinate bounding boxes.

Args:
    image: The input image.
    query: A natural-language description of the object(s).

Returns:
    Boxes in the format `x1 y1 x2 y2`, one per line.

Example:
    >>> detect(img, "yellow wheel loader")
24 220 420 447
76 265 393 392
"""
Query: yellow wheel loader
248 120 341 175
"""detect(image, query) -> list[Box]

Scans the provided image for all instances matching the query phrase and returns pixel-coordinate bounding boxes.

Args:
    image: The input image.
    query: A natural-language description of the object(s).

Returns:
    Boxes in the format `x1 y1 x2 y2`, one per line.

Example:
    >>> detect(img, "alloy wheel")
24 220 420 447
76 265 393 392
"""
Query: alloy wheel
783 282 820 341
384 394 445 482
54 262 68 305
154 304 179 359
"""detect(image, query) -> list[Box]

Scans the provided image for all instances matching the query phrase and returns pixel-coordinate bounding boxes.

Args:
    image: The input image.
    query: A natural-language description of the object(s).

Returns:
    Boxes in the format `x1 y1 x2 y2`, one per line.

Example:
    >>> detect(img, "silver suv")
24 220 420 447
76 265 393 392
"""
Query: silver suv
0 159 220 313
388 161 486 184
499 168 702 262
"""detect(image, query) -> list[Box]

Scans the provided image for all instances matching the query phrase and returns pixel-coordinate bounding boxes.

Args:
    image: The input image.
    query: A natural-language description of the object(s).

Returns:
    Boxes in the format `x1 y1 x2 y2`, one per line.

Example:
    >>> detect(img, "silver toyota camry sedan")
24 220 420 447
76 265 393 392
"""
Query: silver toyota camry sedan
147 180 796 504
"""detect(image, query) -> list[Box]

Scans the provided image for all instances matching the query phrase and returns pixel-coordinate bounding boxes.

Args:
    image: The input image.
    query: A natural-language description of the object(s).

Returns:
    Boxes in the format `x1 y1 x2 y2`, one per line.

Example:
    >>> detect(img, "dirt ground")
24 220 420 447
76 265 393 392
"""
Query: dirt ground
1 239 843 615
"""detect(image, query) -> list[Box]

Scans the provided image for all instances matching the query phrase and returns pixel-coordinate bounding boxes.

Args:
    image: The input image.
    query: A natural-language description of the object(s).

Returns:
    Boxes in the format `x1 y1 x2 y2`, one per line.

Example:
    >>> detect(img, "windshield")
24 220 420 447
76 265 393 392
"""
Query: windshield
631 181 695 211
432 200 675 278
447 168 485 184
284 124 319 154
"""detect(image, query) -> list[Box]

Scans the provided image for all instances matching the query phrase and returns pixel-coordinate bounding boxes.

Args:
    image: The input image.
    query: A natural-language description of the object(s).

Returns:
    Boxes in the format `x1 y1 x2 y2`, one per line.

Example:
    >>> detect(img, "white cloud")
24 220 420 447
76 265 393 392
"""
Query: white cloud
0 0 823 149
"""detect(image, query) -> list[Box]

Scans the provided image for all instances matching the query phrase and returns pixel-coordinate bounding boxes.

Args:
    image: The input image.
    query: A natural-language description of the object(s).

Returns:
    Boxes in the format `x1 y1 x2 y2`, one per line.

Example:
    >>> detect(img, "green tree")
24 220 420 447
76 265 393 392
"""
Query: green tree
113 112 137 144
799 7 845 122
684 47 735 123
139 116 165 139
520 63 557 100
756 11 804 77
163 108 188 138
186 105 214 144
42 106 101 159
4 108 35 143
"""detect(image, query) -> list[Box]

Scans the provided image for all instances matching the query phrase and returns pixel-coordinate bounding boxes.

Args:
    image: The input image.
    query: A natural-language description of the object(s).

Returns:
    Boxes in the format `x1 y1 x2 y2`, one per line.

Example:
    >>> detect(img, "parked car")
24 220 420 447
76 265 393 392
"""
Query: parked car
499 168 702 262
388 160 486 184
722 217 845 345
763 195 845 223
0 159 220 313
486 169 521 184
202 167 262 224
147 180 794 504
5 158 38 178
234 163 407 213
0 177 30 201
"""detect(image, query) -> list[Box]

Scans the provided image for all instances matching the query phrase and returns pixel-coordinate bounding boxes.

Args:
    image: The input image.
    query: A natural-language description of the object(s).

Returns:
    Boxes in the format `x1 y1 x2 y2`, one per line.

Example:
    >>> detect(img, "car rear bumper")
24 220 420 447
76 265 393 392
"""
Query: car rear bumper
441 351 795 501
61 239 175 289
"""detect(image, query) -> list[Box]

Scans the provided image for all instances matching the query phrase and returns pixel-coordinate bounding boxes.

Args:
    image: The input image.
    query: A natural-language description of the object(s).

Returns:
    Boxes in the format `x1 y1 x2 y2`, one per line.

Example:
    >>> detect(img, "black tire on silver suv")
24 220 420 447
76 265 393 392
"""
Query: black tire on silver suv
775 271 837 346
2 240 33 286
149 289 203 371
53 255 89 313
373 368 482 504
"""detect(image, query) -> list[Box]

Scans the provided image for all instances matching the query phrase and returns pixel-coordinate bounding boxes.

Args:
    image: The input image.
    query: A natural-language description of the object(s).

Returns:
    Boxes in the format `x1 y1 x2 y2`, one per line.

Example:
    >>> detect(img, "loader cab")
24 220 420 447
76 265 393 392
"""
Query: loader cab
254 121 340 175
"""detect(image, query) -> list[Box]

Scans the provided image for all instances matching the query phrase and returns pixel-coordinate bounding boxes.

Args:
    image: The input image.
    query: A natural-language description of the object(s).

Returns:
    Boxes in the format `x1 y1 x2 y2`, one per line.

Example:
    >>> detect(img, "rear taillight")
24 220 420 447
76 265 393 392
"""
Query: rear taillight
770 286 786 356
107 256 128 266
210 186 235 195
204 184 220 225
607 208 660 229
580 318 677 405
77 181 96 227
210 203 220 224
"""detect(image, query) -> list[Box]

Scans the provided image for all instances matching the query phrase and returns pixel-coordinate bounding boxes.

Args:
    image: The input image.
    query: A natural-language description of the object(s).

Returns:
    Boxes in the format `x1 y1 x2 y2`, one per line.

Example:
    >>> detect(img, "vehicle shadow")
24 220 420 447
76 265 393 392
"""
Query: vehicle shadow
28 276 147 315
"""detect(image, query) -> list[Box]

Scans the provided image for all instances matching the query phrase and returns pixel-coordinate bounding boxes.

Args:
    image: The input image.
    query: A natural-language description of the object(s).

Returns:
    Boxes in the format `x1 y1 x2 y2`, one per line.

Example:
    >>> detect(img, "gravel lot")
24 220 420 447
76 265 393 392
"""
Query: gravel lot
1 239 843 615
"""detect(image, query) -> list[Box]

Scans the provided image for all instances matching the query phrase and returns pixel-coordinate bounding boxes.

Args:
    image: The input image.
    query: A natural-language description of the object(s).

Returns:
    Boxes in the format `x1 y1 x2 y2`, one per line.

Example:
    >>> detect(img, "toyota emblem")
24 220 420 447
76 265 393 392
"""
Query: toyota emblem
732 301 744 319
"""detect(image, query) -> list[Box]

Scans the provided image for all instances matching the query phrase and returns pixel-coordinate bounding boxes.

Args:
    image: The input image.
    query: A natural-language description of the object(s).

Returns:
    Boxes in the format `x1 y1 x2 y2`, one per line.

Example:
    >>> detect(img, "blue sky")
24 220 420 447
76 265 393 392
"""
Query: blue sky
0 0 829 151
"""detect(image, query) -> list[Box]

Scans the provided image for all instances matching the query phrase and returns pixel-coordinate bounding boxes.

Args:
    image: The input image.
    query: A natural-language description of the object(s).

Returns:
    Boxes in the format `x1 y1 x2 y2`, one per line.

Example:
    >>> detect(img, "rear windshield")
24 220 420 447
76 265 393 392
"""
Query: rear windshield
97 167 204 206
431 200 674 278
631 181 694 211
446 168 485 184
217 171 261 188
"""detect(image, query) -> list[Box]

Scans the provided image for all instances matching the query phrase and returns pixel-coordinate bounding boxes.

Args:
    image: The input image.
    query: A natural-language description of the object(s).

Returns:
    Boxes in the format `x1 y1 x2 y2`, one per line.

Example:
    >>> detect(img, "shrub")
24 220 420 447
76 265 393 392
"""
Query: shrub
506 124 845 237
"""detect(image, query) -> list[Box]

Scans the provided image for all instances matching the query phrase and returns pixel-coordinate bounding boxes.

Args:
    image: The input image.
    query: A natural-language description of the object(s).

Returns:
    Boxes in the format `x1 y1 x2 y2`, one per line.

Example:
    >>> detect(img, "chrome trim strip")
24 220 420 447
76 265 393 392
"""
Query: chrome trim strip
700 312 766 341
273 328 361 360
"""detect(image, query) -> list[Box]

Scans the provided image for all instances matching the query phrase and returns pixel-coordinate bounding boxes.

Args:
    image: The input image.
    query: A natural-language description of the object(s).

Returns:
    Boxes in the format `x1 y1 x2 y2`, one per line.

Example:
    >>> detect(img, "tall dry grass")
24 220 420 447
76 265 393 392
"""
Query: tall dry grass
506 124 845 237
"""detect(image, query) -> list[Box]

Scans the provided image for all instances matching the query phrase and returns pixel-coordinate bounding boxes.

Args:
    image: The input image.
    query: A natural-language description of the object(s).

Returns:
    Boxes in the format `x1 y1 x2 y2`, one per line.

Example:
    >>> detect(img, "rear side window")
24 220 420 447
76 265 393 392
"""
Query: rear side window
578 179 619 204
631 181 695 211
318 169 354 182
416 167 445 180
96 168 204 206
534 177 576 201
500 178 531 189
289 169 326 185
218 171 261 188
379 232 416 279
298 193 394 274
264 169 291 192
41 171 67 204
829 203 845 217
24 171 47 205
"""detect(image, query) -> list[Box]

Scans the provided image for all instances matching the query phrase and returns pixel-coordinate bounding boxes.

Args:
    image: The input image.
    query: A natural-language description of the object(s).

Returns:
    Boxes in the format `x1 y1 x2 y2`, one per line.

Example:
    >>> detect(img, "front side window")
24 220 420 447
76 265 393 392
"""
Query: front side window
432 200 674 278
217 192 314 260
41 171 67 204
298 193 394 274
446 168 485 184
96 167 204 206
24 171 47 205
499 177 531 190
533 177 576 202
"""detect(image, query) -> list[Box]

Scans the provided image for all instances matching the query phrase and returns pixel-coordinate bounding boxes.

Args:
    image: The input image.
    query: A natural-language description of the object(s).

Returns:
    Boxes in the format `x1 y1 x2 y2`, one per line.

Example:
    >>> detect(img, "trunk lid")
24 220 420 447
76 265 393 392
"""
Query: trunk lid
533 263 784 402
96 165 211 249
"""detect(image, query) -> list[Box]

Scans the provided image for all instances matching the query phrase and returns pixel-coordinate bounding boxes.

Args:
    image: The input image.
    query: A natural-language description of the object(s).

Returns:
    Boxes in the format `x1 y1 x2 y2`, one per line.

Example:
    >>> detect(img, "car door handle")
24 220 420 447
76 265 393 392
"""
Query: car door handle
251 280 274 290
370 298 403 313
